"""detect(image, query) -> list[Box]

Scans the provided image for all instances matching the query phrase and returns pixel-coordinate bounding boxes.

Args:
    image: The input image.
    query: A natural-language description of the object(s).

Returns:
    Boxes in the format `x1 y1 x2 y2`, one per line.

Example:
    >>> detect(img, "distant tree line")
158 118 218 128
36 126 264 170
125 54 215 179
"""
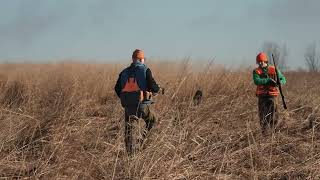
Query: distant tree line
261 41 319 72
304 42 320 72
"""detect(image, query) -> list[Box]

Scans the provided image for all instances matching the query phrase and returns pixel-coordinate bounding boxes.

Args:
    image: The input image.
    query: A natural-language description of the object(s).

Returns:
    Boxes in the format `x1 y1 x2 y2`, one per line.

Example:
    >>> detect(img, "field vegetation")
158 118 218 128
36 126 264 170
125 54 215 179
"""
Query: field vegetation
0 61 319 179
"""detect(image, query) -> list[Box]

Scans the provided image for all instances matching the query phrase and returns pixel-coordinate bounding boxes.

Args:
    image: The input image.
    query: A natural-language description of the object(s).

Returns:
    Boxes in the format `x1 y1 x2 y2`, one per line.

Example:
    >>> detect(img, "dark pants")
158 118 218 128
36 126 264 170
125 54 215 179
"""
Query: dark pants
124 103 156 154
258 96 278 133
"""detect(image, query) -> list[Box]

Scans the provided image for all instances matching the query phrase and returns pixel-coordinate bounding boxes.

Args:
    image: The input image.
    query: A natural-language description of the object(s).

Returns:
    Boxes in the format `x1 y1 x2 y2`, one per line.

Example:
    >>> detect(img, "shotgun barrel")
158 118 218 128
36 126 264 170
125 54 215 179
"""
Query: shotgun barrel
272 54 287 109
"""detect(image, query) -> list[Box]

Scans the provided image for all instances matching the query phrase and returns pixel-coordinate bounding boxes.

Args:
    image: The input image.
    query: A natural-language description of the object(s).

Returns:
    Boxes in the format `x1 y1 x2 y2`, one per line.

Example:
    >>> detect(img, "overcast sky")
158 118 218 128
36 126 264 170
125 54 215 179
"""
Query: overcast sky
0 0 319 68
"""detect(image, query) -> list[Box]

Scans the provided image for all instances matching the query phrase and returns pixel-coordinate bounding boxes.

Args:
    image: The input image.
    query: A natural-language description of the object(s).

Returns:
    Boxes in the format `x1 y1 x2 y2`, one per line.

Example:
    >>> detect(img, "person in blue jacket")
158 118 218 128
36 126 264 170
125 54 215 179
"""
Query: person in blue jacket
114 49 160 154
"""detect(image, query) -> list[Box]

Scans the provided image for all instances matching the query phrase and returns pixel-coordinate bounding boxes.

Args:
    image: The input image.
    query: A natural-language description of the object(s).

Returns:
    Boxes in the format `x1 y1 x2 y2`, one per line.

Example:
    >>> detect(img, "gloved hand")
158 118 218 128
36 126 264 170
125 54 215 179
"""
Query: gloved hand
269 78 278 87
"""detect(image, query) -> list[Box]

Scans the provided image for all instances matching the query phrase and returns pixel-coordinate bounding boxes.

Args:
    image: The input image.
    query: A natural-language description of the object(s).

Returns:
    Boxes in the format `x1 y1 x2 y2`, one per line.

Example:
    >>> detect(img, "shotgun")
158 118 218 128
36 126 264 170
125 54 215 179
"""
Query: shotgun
272 54 287 109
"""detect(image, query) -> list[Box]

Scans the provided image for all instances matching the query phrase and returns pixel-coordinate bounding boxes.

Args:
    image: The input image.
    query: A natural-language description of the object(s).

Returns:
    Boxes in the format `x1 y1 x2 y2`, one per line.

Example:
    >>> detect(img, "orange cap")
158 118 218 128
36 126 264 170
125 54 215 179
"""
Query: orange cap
256 52 268 63
132 49 144 60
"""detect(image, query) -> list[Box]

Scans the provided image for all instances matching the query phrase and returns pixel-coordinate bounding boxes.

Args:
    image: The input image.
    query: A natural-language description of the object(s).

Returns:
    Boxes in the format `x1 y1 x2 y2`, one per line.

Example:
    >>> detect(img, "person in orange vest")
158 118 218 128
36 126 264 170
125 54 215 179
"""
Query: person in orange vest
253 52 286 134
114 49 160 154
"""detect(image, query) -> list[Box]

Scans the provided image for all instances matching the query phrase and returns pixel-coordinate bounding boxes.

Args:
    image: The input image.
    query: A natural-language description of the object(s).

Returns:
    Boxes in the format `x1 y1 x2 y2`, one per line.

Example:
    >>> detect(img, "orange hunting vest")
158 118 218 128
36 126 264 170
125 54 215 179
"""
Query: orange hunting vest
121 77 144 102
255 66 279 97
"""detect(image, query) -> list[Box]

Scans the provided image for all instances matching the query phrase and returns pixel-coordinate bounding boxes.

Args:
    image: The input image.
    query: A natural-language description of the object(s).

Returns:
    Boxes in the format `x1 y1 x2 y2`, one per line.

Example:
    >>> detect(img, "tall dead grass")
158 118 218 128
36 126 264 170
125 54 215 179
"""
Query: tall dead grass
0 61 319 179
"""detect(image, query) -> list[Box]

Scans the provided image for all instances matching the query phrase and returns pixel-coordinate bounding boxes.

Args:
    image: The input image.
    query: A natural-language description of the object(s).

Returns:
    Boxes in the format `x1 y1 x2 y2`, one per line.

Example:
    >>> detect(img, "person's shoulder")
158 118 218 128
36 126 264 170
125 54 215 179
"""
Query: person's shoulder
145 67 153 74
253 67 260 74
120 66 131 75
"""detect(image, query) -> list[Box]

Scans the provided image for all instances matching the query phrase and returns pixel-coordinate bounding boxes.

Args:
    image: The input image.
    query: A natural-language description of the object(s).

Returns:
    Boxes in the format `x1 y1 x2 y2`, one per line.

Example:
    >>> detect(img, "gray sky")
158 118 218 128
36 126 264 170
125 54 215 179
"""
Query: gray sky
0 0 320 69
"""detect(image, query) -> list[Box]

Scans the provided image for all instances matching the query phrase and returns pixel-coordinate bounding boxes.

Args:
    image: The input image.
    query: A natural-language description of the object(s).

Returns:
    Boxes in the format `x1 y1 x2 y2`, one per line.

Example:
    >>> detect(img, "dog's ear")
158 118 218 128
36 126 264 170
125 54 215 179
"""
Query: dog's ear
195 90 203 96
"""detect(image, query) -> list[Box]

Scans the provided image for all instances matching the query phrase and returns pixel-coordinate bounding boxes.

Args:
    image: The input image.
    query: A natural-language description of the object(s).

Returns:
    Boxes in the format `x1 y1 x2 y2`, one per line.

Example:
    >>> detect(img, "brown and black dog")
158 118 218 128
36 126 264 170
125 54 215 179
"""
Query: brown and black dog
193 90 203 106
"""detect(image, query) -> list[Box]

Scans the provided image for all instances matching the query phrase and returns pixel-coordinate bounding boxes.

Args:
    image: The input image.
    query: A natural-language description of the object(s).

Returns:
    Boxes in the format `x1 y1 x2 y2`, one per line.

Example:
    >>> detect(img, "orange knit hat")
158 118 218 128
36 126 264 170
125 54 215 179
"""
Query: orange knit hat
132 49 144 60
256 52 268 63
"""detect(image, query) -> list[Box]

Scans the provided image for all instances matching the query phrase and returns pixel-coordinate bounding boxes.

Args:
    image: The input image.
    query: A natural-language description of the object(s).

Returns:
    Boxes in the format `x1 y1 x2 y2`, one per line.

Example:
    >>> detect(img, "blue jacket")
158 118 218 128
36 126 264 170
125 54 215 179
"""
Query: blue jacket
114 61 160 98
120 61 148 91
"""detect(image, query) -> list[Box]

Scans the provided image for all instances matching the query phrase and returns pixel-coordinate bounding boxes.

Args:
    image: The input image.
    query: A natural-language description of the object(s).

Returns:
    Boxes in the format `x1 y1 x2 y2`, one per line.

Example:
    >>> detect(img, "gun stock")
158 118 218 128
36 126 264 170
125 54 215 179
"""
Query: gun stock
272 54 287 109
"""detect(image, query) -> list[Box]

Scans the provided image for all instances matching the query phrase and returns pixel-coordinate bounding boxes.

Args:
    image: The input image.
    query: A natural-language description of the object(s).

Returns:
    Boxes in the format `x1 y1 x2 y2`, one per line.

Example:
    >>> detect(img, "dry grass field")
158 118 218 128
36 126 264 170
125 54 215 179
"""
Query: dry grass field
0 61 319 179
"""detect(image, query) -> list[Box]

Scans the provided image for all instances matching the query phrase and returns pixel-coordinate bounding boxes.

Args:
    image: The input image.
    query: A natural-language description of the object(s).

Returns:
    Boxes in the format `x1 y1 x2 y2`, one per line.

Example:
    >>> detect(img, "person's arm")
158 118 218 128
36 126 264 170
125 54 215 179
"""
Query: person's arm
252 70 272 85
114 74 122 98
146 68 160 93
277 69 286 85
